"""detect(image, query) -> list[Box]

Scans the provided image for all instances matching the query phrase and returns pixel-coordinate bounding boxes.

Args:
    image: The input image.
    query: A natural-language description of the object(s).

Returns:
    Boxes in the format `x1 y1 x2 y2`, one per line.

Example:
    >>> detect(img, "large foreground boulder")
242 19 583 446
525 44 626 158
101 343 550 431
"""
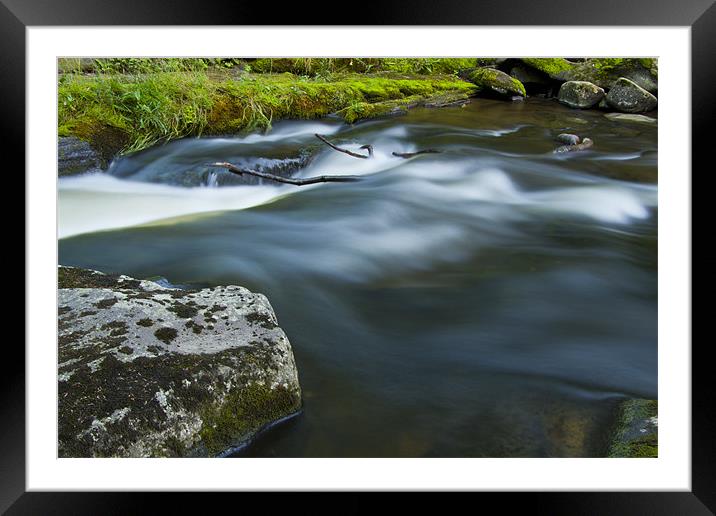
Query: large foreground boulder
558 81 605 109
606 78 658 113
58 266 302 457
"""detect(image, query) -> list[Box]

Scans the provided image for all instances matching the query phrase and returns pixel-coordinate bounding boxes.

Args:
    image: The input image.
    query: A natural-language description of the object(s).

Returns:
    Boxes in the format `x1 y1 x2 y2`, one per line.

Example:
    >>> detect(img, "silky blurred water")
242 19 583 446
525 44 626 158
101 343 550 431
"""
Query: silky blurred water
58 98 657 457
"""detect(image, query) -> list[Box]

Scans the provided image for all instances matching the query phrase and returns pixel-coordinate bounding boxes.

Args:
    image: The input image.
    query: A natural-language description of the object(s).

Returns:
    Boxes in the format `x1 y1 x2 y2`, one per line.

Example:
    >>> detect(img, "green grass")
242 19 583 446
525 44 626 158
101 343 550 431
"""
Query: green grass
58 71 213 156
61 57 485 77
58 67 478 157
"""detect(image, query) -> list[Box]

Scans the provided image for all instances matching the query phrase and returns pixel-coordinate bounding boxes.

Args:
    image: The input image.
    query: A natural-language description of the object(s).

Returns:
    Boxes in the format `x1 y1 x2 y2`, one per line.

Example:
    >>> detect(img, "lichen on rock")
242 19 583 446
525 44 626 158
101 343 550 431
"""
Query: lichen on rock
558 81 605 109
57 265 302 457
606 78 658 113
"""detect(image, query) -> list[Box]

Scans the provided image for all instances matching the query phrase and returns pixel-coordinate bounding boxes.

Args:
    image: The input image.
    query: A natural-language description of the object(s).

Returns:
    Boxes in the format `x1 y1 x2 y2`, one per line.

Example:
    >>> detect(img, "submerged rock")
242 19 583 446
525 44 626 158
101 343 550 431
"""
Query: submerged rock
556 133 581 145
58 137 104 177
58 266 302 457
607 399 658 457
467 67 526 98
554 137 593 154
558 81 605 109
606 78 658 113
604 113 658 125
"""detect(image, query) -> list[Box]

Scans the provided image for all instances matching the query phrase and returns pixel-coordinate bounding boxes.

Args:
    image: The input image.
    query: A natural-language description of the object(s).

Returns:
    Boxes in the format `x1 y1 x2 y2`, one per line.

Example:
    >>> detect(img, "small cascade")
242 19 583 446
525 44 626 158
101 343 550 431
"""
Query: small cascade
205 170 219 188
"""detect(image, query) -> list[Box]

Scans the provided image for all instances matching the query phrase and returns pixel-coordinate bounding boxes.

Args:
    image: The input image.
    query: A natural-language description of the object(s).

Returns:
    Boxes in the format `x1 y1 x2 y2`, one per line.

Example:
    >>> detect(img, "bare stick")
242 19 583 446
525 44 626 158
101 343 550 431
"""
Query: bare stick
211 162 362 186
392 149 442 159
315 134 373 159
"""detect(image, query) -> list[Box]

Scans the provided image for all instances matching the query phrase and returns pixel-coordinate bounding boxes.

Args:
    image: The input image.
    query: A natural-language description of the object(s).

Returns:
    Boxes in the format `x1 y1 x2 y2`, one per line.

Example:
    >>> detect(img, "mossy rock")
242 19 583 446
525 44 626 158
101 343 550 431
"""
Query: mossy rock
521 58 658 94
606 77 658 113
339 89 474 123
558 81 605 109
61 120 130 166
520 58 575 80
467 67 526 97
57 266 302 457
607 399 658 458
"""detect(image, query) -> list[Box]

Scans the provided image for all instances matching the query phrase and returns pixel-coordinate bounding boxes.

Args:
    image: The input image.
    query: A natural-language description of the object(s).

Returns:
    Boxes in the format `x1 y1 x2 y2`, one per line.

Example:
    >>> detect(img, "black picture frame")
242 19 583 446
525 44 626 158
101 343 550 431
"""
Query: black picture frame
8 0 713 513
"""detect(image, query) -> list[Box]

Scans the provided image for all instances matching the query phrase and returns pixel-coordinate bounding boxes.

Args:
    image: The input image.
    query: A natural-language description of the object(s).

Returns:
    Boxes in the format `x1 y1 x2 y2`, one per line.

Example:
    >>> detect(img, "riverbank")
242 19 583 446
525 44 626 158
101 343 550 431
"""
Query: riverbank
58 61 478 162
58 57 658 166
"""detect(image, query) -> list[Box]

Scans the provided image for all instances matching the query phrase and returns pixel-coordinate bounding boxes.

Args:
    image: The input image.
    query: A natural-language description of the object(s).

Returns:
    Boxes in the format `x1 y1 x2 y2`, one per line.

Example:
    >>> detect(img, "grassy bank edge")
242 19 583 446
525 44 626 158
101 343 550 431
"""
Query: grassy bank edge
58 71 479 160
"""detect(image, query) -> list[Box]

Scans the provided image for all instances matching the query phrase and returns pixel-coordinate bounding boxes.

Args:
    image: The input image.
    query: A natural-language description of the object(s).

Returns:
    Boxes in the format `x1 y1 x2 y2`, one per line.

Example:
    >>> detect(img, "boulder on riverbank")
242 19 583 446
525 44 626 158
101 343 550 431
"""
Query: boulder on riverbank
520 58 658 93
558 81 605 109
606 78 658 113
467 67 526 98
58 266 302 457
607 399 658 457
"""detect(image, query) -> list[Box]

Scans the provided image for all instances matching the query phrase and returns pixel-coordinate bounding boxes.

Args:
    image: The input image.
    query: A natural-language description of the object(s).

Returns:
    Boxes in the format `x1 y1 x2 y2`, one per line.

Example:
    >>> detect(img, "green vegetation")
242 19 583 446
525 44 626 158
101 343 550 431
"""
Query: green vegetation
467 67 526 96
57 57 657 159
154 327 178 344
58 71 213 157
608 399 658 458
58 58 479 157
520 58 574 77
199 381 301 456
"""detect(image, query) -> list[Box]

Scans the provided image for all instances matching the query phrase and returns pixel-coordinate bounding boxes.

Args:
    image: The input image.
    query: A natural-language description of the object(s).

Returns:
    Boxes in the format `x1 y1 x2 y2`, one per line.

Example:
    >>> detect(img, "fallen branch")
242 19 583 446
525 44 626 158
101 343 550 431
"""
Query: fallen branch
211 162 362 186
315 134 373 159
316 133 443 161
392 149 441 158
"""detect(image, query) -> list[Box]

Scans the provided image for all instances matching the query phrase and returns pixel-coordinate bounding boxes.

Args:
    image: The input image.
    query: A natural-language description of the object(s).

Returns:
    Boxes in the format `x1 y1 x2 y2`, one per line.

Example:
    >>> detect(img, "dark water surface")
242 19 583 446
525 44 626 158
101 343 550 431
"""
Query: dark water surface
58 98 657 457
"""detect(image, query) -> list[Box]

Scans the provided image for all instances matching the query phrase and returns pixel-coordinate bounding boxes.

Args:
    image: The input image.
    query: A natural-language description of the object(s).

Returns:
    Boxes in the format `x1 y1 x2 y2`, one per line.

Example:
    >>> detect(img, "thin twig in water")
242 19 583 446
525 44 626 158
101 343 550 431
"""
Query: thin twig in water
315 134 373 159
211 162 362 186
392 149 442 158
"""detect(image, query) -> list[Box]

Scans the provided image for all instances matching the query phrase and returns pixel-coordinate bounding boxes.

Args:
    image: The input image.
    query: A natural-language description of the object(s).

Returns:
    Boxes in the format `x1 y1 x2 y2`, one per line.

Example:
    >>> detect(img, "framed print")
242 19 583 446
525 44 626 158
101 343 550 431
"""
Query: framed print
8 0 714 513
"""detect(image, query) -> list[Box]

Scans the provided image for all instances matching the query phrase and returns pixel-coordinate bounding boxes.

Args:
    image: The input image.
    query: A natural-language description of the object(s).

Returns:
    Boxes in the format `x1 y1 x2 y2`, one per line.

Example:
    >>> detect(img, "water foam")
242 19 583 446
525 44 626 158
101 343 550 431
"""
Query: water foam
58 173 292 238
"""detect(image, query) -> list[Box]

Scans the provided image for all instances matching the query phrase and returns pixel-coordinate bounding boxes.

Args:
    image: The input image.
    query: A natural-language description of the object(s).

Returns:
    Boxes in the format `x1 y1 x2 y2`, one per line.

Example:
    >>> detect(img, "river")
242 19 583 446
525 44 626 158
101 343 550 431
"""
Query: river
58 97 658 457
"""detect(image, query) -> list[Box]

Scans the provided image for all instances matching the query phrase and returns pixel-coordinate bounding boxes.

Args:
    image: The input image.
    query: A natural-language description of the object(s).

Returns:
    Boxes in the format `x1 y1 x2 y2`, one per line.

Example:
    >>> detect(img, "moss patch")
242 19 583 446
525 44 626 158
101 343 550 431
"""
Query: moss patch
59 343 299 457
94 298 118 309
245 311 278 330
520 58 574 78
59 71 476 155
102 320 129 337
467 68 526 97
199 382 301 456
154 327 178 344
607 399 658 458
167 302 199 319
59 266 141 289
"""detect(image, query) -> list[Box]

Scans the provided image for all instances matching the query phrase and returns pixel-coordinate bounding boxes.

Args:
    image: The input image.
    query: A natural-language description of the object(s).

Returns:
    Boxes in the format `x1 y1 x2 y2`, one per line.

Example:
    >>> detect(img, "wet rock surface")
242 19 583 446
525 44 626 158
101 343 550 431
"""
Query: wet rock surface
604 113 658 125
467 67 526 98
58 137 105 177
558 81 605 109
58 266 302 457
606 78 658 113
607 399 658 457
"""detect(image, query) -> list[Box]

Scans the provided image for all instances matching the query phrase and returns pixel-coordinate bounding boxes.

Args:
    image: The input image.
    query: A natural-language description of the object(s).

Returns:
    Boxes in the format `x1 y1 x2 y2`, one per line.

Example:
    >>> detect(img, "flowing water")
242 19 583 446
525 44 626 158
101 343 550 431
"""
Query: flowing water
58 98 657 457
